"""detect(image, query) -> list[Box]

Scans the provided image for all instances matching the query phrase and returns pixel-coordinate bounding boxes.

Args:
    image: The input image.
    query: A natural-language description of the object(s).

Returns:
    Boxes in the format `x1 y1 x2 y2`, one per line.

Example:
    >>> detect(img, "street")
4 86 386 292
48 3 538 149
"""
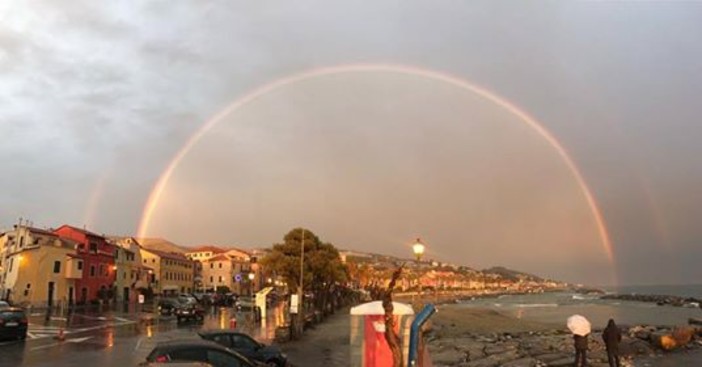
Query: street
0 304 287 367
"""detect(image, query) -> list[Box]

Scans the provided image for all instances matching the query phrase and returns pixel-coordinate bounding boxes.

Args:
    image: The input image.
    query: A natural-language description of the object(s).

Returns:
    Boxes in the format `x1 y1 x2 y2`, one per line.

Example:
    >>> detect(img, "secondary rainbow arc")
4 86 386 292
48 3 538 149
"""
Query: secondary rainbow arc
136 63 615 263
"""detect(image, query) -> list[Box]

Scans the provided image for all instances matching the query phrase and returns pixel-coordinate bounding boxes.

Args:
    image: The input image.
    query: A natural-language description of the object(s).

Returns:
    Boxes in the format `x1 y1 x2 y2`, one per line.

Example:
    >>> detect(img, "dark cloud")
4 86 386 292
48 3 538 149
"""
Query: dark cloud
1 1 701 285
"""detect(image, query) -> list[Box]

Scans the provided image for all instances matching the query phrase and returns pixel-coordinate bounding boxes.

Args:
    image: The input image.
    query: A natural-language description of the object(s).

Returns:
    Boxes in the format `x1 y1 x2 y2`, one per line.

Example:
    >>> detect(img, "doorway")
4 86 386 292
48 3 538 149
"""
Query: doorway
47 282 55 308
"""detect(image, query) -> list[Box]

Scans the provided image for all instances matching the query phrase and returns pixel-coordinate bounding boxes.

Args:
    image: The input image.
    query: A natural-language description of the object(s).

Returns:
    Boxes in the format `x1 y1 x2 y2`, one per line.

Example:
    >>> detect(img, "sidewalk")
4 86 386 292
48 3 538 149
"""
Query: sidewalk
281 308 351 367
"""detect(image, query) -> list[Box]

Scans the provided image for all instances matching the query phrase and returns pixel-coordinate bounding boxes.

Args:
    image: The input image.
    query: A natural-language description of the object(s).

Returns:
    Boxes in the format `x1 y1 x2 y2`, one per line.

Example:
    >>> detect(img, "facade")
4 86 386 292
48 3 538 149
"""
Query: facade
54 225 116 304
185 246 255 295
0 225 81 307
109 237 152 303
140 248 194 296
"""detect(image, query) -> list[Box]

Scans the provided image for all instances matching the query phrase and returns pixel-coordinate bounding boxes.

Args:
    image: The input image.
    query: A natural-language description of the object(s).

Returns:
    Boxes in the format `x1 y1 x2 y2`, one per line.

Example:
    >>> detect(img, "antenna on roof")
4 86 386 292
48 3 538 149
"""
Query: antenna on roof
18 217 23 226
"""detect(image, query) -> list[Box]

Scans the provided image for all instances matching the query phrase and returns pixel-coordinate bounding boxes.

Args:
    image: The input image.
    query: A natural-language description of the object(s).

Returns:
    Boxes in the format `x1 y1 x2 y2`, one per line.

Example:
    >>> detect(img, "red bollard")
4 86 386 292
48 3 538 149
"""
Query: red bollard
229 317 237 329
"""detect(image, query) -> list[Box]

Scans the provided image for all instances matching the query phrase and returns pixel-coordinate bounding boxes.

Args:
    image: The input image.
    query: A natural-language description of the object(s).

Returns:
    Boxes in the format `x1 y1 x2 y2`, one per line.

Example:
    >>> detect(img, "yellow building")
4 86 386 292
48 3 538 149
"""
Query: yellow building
109 237 152 303
140 248 194 296
185 246 253 294
0 225 82 307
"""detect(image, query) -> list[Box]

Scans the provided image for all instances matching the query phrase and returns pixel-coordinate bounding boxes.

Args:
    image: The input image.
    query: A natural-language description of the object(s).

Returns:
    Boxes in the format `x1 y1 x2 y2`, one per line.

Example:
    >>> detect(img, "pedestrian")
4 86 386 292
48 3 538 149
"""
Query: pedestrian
602 318 622 367
574 332 589 367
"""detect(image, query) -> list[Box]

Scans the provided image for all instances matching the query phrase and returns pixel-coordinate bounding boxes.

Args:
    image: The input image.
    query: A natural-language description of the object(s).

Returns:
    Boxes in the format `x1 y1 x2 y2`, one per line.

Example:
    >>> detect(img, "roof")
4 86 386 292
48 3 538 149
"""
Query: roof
203 254 230 262
54 224 105 238
185 245 227 254
26 226 58 237
155 338 227 350
350 301 414 316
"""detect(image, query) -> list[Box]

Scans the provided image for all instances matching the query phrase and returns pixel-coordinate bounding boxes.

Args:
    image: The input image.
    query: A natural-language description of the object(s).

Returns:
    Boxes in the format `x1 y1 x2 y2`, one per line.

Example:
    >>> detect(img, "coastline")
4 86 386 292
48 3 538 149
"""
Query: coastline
409 291 702 366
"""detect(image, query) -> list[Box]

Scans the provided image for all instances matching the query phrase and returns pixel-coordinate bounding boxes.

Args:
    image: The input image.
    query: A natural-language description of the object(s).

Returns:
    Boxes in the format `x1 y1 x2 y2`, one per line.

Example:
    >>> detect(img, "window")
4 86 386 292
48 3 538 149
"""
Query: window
210 276 213 283
123 271 126 280
232 334 259 351
90 265 96 277
143 259 147 264
210 263 213 269
99 264 105 276
77 261 83 270
89 243 97 253
152 259 155 264
33 238 40 245
212 334 232 348
8 257 13 272
218 276 222 283
219 262 222 269
53 261 61 274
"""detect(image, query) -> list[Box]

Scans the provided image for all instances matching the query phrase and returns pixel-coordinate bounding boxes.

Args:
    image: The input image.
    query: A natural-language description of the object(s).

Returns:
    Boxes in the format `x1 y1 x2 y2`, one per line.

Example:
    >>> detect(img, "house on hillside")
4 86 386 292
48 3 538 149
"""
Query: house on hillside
108 237 153 302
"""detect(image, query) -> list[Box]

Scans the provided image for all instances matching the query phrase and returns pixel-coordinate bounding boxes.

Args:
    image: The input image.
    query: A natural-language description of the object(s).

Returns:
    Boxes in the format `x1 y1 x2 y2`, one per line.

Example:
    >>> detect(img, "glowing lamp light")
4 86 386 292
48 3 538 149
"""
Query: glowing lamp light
412 238 425 261
248 273 255 281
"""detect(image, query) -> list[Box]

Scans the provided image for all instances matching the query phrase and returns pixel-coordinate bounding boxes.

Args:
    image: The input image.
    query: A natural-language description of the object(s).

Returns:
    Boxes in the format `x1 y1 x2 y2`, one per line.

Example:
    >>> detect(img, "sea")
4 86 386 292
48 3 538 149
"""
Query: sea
454 285 702 328
452 284 702 367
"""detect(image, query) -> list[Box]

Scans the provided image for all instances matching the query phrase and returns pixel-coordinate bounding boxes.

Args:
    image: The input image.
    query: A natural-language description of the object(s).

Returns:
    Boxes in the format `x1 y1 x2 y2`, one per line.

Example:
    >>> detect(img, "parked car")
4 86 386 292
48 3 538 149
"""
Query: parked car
144 339 261 367
198 330 288 367
0 301 9 308
178 294 198 306
175 303 205 324
158 299 204 323
158 299 184 316
0 306 28 340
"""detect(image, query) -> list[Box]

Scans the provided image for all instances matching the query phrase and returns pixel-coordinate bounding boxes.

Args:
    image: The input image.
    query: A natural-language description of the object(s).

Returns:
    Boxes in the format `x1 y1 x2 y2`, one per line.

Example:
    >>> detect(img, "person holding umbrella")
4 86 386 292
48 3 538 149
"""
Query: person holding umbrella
567 315 591 367
602 319 622 367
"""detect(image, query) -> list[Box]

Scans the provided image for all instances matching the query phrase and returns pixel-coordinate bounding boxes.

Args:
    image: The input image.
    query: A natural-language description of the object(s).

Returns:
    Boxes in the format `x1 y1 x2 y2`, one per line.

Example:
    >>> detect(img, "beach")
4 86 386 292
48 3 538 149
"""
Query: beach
424 291 702 366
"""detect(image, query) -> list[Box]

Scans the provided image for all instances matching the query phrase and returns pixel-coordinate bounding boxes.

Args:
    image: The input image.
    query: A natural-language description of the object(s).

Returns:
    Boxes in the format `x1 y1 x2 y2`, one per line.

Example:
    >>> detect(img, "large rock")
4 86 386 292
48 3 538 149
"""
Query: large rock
620 338 653 356
501 357 537 367
547 357 575 367
672 326 695 346
533 353 569 363
432 348 468 364
651 332 678 351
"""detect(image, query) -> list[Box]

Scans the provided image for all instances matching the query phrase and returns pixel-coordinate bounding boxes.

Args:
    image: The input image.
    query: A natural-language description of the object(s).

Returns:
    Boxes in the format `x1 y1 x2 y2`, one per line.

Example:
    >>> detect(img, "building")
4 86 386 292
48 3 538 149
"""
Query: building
109 237 152 303
53 225 116 304
185 246 254 294
140 248 194 296
0 224 82 307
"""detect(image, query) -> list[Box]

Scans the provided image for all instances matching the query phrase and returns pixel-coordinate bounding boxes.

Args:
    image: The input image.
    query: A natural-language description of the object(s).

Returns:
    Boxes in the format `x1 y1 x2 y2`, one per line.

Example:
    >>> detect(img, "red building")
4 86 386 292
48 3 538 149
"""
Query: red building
53 225 116 304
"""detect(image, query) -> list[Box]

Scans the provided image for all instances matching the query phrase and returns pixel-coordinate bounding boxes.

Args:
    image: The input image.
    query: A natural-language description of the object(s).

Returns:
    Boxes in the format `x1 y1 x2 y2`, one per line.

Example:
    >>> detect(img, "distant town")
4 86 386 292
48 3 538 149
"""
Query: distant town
0 220 568 308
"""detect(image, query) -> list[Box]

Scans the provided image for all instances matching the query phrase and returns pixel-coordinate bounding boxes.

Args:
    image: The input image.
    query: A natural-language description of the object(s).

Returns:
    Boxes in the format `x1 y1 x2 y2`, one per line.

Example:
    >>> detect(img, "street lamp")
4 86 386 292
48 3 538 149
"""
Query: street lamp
412 238 425 305
248 272 256 323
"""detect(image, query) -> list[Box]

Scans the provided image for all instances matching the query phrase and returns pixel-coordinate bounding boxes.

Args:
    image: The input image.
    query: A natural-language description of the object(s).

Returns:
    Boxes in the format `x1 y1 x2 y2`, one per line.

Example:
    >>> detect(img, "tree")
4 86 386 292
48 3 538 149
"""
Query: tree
260 228 348 336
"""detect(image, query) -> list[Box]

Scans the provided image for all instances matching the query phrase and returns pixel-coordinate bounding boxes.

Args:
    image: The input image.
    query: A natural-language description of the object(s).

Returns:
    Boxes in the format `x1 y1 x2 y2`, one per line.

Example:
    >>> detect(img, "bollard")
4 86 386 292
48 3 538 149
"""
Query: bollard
55 328 66 341
407 304 437 367
229 317 237 329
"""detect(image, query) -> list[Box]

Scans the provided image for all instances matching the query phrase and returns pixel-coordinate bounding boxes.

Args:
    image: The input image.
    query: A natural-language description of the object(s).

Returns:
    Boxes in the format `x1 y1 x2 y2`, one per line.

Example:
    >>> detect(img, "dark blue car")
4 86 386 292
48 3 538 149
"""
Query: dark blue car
198 330 288 367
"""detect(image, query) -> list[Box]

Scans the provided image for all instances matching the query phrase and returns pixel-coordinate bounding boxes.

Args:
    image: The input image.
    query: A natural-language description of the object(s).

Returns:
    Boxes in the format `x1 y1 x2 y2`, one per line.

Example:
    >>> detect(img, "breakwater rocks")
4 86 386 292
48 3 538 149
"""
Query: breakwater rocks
427 325 702 367
600 293 702 308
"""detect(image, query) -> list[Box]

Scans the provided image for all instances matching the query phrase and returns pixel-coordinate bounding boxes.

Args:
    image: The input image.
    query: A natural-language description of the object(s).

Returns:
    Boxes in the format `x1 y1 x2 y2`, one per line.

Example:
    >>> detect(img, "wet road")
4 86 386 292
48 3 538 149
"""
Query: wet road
0 305 287 367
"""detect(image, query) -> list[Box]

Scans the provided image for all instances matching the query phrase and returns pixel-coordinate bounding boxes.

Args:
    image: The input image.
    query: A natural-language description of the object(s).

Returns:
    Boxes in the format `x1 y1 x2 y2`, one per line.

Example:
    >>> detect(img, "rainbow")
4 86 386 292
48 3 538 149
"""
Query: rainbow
137 63 615 263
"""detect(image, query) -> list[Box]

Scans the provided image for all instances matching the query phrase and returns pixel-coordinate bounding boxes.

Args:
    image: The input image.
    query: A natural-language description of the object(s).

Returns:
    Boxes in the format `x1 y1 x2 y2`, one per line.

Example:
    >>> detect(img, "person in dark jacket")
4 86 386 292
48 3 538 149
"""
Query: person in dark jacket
573 333 589 367
602 319 622 367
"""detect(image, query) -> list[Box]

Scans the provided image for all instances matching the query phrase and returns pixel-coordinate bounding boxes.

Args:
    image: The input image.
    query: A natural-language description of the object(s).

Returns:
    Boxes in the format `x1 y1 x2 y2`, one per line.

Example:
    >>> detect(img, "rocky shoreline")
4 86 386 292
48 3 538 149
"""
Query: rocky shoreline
427 323 702 367
601 293 702 308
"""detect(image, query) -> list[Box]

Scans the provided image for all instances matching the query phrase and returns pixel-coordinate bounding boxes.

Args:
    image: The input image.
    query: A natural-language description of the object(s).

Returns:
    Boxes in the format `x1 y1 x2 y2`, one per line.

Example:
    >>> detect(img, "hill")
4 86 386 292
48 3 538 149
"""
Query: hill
136 237 188 254
482 266 544 282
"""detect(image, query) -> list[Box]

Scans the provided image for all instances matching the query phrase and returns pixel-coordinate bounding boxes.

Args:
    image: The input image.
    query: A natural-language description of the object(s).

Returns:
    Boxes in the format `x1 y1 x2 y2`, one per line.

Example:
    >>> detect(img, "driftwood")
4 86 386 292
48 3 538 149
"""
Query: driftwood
382 265 404 367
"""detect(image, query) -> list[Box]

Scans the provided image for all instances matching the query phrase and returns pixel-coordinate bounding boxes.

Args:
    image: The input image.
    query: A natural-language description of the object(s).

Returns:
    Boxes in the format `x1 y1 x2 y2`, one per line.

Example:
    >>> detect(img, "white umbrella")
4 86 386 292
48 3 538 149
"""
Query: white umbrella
567 315 591 336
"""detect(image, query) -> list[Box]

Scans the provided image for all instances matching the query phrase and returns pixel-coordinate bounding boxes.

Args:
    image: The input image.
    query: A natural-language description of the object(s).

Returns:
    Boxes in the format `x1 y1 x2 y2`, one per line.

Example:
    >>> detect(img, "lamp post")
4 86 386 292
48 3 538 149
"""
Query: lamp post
297 229 305 339
248 272 256 323
412 238 425 305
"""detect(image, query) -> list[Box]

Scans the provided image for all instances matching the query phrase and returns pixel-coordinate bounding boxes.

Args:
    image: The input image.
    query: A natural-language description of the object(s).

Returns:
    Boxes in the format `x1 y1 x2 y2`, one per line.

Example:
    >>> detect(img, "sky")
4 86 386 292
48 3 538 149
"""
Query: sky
1 1 701 286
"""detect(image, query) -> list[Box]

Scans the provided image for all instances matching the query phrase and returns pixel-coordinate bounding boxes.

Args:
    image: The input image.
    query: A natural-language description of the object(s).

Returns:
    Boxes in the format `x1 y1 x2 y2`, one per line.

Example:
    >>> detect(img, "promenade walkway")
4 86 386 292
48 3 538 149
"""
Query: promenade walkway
282 308 350 367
